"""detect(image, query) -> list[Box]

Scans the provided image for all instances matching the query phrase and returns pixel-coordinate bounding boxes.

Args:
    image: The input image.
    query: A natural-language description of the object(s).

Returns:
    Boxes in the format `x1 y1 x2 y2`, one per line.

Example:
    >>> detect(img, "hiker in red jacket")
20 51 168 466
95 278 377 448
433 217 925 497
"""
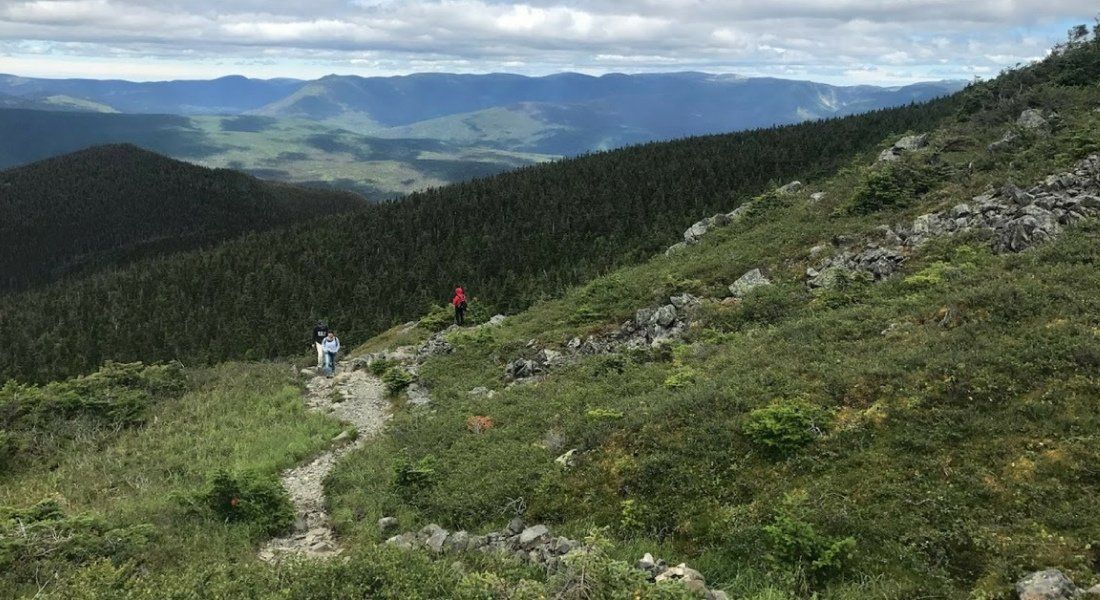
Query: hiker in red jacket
452 287 468 326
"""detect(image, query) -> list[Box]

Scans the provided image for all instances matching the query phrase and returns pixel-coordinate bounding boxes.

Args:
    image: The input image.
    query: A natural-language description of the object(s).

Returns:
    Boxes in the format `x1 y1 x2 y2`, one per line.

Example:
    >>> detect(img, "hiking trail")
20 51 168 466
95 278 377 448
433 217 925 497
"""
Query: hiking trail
259 369 389 562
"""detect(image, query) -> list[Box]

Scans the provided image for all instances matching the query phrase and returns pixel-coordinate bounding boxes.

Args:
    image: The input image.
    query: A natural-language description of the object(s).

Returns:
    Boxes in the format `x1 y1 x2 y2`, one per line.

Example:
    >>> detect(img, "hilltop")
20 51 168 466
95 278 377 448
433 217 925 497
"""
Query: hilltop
0 144 364 292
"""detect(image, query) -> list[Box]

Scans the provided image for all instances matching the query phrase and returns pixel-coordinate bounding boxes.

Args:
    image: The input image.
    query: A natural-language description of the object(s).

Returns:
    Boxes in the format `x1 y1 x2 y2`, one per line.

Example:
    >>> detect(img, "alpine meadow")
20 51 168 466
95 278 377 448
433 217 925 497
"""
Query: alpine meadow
2 8 1100 600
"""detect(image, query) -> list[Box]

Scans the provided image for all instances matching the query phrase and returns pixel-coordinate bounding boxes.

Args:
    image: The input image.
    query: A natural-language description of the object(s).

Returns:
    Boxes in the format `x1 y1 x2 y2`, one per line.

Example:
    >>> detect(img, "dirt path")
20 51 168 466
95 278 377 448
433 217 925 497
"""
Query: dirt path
259 369 389 562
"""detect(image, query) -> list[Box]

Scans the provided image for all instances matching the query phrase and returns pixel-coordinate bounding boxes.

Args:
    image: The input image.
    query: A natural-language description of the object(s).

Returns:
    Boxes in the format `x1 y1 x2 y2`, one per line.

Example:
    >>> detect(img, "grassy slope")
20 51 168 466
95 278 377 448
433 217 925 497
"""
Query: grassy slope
320 86 1100 598
0 362 343 597
4 46 1100 600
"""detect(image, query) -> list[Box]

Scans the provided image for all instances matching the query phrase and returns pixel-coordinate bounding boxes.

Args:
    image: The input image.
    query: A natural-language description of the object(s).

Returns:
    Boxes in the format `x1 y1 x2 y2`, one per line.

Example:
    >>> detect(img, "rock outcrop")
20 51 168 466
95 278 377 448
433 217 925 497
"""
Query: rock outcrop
808 154 1100 288
1015 569 1082 600
504 294 702 382
877 133 929 162
727 268 772 298
386 519 728 599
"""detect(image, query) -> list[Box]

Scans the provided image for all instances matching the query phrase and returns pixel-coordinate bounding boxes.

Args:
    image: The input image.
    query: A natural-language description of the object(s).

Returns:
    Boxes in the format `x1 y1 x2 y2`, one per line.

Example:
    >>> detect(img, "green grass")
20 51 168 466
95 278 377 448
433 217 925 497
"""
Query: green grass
0 362 342 597
318 83 1100 598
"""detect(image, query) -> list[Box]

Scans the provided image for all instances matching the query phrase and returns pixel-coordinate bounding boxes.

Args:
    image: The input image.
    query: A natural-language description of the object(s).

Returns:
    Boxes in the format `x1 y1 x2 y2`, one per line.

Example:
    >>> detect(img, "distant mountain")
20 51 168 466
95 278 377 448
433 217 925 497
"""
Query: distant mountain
252 72 967 153
0 144 364 292
0 109 550 199
0 91 116 112
0 74 304 114
1 72 965 155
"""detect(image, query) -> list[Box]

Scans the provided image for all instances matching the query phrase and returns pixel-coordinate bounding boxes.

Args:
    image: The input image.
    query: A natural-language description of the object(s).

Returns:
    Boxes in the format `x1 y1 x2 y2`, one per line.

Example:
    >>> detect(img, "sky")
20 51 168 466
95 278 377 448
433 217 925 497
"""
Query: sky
0 0 1096 84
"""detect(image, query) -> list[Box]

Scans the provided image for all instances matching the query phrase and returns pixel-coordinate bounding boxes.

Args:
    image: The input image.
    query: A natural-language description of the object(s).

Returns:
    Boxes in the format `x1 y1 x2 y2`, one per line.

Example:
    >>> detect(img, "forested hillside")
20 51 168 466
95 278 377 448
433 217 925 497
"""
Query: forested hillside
0 144 364 292
0 95 962 382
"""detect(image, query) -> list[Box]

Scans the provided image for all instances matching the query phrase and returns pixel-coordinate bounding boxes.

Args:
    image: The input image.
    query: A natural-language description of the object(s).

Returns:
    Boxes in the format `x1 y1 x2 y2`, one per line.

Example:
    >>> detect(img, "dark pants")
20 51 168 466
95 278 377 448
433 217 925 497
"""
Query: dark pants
323 351 338 376
455 305 467 326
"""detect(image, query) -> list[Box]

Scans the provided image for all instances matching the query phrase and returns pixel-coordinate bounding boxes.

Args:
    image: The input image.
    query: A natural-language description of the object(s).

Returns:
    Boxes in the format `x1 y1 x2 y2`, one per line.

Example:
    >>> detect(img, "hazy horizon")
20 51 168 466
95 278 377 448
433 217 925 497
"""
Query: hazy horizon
1 1 1096 86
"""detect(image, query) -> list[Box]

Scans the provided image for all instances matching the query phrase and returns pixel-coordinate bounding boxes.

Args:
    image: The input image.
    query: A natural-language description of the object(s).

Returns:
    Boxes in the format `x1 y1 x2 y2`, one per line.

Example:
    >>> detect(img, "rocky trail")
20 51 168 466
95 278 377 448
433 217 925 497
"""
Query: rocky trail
259 369 390 562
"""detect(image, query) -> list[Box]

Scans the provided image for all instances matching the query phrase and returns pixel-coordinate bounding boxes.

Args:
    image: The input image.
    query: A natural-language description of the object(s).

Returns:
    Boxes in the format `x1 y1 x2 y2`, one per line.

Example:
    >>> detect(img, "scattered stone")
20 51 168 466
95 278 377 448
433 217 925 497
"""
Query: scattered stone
988 130 1019 152
378 516 399 533
810 191 827 203
488 314 507 326
448 530 470 553
1085 584 1100 598
505 358 542 381
468 386 491 397
728 268 772 298
1015 569 1080 600
665 242 689 257
507 516 526 535
656 563 708 594
652 304 678 328
519 525 550 548
331 430 352 443
406 383 432 407
1018 108 1053 130
669 293 700 310
683 217 712 245
878 133 929 162
554 449 579 468
425 526 450 554
777 180 803 195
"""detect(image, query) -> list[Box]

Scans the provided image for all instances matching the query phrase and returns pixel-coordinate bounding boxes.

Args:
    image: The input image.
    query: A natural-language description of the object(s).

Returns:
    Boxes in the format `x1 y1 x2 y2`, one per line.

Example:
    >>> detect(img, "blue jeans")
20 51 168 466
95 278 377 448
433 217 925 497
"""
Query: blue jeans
323 351 337 376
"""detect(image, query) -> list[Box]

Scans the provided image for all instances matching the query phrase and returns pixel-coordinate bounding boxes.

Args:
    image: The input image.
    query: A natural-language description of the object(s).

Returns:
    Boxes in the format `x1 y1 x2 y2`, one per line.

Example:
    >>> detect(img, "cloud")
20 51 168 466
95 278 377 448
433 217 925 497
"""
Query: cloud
0 0 1094 82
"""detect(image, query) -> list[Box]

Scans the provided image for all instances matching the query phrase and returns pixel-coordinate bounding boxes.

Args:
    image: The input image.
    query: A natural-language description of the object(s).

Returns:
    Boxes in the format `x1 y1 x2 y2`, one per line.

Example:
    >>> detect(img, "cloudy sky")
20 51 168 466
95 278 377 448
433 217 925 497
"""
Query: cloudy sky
0 0 1096 84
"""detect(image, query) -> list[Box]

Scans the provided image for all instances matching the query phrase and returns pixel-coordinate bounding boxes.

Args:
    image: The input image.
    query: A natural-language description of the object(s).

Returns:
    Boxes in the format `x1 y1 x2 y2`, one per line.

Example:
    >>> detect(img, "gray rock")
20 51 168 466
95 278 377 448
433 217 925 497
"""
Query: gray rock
809 191 827 203
331 430 353 443
505 358 541 380
726 202 753 222
468 386 491 397
1015 569 1079 600
683 218 712 244
665 242 689 257
447 530 470 553
669 293 700 310
378 516 399 533
538 348 563 365
519 525 550 548
426 527 450 554
506 516 525 535
1084 584 1100 597
554 448 578 469
634 307 656 328
1018 108 1051 130
808 244 828 259
651 304 678 328
385 533 415 549
777 180 803 195
728 268 772 298
406 383 432 407
707 591 731 600
878 133 929 162
488 314 507 326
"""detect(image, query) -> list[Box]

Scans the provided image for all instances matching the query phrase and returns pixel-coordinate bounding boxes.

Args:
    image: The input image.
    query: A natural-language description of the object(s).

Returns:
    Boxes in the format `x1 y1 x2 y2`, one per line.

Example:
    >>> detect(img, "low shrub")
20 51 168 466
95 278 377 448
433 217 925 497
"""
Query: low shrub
763 510 856 591
743 399 829 456
194 469 293 535
466 415 494 434
382 366 415 395
394 456 439 498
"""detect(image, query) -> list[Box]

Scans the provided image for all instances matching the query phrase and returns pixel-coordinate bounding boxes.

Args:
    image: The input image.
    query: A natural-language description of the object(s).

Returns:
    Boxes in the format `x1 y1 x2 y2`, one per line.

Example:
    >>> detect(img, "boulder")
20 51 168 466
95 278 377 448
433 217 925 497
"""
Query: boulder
488 314 507 326
1018 108 1052 130
635 307 656 328
378 516 399 533
726 203 753 222
425 527 450 554
1015 569 1079 600
555 449 579 469
1084 584 1100 597
651 304 678 328
656 563 708 594
683 218 712 244
878 133 929 162
468 386 491 397
669 293 700 310
519 525 550 548
507 516 526 535
728 268 772 298
505 358 541 380
447 530 470 553
665 242 689 257
810 191 827 203
777 180 803 195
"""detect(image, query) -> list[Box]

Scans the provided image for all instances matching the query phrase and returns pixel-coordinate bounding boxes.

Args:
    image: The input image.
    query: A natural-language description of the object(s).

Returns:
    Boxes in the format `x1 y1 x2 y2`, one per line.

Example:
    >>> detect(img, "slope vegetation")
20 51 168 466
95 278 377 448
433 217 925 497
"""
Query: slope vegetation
0 144 364 292
2 34 1099 600
0 95 959 382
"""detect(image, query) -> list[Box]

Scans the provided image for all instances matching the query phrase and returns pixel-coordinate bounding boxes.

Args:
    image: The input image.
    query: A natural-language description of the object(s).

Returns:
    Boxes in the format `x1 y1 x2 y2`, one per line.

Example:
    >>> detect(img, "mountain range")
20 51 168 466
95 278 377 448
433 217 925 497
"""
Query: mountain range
0 72 965 156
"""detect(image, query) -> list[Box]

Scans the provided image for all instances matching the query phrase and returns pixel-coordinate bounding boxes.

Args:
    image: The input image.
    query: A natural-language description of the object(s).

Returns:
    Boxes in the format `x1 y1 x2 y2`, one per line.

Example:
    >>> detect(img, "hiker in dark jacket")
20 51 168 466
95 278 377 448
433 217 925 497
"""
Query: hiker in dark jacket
312 321 328 369
322 331 340 377
452 287 468 326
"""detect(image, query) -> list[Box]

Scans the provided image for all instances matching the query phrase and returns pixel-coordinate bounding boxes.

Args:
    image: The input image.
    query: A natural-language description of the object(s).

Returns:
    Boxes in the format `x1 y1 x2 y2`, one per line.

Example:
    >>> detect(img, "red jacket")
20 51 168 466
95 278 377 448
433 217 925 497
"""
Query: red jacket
452 288 467 307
